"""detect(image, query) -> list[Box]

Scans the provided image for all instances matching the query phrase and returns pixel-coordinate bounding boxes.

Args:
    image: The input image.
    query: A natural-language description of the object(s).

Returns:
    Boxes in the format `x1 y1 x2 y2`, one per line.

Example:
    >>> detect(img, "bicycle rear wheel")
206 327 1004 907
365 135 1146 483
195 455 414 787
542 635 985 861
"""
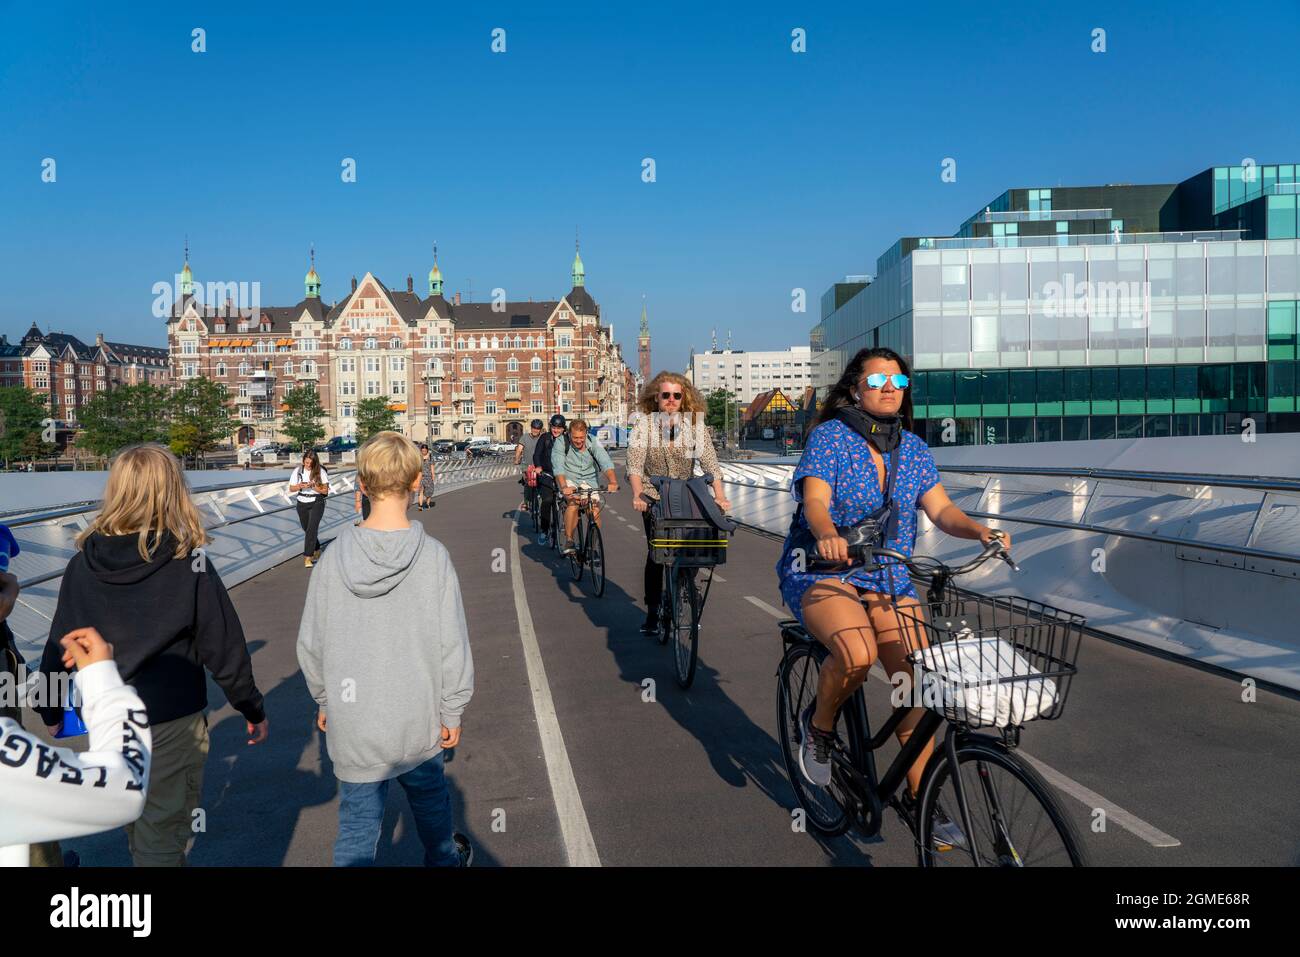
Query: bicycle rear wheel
775 641 852 837
917 739 1089 867
550 495 562 552
587 521 605 596
527 486 539 532
655 566 671 645
669 566 700 688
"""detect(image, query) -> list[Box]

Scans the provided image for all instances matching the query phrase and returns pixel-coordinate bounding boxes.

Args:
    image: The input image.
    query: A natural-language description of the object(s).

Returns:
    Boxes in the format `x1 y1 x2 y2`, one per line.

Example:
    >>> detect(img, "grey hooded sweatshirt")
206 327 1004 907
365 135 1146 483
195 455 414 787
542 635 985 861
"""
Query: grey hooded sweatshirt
296 523 474 783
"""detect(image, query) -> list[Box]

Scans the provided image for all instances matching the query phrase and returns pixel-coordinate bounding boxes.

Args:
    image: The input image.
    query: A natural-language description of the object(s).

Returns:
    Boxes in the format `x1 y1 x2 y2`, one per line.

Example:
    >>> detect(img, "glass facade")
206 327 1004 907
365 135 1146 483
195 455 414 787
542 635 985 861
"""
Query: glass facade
815 165 1300 443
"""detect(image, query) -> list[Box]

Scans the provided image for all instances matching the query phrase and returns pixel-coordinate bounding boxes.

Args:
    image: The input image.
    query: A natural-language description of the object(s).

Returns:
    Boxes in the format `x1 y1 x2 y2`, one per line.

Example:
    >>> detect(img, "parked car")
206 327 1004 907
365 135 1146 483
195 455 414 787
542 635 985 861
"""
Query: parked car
325 437 358 453
490 441 517 454
453 439 472 452
431 439 455 454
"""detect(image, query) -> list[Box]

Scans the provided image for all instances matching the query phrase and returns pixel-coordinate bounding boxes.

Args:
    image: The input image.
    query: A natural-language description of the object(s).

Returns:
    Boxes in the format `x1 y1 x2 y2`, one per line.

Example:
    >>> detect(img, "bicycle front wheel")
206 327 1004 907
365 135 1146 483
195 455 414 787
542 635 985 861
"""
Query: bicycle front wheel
669 567 700 688
587 521 605 596
569 518 584 581
917 739 1089 867
775 641 852 837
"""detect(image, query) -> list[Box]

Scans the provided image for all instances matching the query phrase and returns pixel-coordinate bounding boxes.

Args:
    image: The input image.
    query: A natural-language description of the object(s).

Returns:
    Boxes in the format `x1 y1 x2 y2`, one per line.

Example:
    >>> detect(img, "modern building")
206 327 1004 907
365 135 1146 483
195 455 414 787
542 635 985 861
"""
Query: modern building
689 345 814 405
812 163 1300 445
166 247 633 445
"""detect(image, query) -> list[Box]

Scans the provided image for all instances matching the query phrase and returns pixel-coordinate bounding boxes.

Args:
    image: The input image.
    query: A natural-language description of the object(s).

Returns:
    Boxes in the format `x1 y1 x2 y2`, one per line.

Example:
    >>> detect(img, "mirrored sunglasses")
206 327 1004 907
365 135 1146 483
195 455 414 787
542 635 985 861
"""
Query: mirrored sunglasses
862 373 909 390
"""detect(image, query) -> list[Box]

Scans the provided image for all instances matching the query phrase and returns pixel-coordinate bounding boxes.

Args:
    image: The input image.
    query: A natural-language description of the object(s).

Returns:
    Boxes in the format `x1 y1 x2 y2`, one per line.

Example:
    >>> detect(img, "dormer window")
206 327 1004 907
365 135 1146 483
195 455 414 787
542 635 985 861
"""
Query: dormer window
215 322 226 333
389 337 401 349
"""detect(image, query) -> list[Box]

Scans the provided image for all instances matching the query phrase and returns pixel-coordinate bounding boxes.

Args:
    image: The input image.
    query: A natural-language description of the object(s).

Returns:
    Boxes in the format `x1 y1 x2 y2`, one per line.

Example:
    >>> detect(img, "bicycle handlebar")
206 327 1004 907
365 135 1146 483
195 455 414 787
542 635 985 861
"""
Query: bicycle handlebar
807 536 1019 580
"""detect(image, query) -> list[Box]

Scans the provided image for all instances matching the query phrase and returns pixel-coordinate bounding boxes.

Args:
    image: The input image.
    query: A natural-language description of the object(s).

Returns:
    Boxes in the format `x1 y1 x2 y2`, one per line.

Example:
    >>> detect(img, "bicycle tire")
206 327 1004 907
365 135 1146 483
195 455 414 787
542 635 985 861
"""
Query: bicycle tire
587 521 605 597
655 567 671 645
916 739 1089 867
775 641 852 837
569 516 584 581
670 567 700 688
550 495 562 552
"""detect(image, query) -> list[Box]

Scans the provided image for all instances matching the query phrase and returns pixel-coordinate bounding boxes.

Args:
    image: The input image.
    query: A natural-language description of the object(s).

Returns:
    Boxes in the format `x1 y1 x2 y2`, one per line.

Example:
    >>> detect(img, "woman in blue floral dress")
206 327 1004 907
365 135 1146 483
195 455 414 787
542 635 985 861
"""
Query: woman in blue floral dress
777 347 1010 833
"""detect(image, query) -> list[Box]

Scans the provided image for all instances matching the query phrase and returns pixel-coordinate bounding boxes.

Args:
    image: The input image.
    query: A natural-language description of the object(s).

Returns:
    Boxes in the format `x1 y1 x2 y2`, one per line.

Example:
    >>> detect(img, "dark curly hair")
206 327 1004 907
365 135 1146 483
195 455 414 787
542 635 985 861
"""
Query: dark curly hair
815 347 914 431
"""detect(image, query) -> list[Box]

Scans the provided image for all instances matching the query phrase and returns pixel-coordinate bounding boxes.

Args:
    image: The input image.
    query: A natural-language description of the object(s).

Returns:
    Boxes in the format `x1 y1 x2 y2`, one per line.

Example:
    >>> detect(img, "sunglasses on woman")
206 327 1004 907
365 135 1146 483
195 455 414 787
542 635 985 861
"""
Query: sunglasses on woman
660 391 683 400
860 373 909 390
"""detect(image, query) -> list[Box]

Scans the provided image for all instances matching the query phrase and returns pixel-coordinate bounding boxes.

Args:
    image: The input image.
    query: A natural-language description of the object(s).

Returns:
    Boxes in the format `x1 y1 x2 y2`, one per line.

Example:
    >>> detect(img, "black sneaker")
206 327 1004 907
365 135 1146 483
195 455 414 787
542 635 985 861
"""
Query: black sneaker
797 704 835 788
639 613 659 635
899 790 967 851
454 833 473 868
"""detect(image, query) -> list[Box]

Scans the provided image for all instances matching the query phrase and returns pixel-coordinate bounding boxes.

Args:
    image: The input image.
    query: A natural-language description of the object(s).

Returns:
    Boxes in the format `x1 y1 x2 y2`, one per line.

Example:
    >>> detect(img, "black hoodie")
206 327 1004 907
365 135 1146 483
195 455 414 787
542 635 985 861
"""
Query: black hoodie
36 532 265 728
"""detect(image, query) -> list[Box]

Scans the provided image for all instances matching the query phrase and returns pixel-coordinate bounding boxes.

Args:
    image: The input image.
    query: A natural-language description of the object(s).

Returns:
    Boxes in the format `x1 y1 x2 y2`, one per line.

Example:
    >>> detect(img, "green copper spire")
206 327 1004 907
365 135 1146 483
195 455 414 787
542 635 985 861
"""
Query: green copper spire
429 242 443 296
305 244 321 299
572 236 585 288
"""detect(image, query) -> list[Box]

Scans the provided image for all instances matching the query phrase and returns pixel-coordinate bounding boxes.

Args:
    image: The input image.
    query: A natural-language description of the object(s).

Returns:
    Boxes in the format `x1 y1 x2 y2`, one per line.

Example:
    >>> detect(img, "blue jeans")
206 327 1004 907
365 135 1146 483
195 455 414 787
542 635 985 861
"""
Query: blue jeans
333 752 459 867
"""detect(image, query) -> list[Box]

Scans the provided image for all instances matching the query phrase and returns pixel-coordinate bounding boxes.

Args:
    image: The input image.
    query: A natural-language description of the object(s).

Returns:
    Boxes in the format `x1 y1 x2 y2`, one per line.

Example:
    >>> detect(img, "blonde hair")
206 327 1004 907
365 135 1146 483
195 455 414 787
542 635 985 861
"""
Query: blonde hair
638 371 703 415
358 431 421 500
568 419 589 434
77 443 209 561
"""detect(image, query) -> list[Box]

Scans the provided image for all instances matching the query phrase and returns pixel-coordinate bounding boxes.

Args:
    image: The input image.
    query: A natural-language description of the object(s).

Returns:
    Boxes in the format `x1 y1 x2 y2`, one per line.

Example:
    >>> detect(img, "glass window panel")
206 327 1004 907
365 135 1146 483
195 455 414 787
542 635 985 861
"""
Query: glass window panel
983 418 1008 445
1237 242 1265 295
999 250 1028 303
1207 244 1235 297
1090 416 1117 440
1036 369 1063 403
927 370 954 405
1008 418 1035 443
1062 416 1089 441
1208 307 1236 354
942 263 969 302
1119 366 1145 401
1176 244 1205 297
1092 367 1118 401
998 312 1029 358
1171 414 1197 436
1264 165 1277 197
1176 305 1206 349
1009 369 1035 404
1266 239 1298 294
982 370 1009 404
1035 417 1061 442
1116 415 1144 439
971 314 998 354
971 250 1000 303
1282 165 1296 185
955 371 981 405
1268 195 1298 239
1214 167 1228 214
1147 366 1173 400
941 314 971 359
1268 361 1295 398
1199 364 1231 400
1230 166 1245 208
1148 250 1175 300
1175 365 1199 399
1236 305 1266 359
1064 368 1089 402
1149 309 1175 352
913 259 941 309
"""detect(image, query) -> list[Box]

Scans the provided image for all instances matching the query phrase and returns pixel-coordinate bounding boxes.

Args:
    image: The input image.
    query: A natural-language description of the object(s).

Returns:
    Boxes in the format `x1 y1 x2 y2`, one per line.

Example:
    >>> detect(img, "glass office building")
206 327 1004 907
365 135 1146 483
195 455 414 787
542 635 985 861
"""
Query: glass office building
812 164 1300 444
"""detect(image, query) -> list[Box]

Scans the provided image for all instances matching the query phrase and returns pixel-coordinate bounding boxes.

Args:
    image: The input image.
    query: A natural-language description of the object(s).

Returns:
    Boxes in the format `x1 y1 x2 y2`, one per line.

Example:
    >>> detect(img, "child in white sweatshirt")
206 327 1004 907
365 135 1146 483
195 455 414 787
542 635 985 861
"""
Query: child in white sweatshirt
0 627 152 866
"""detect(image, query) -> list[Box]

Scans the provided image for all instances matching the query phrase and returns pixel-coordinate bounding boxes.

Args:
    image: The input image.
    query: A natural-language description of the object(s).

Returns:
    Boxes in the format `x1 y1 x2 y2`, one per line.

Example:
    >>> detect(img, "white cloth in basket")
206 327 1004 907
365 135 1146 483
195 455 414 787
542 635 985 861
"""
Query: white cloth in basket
913 633 1058 728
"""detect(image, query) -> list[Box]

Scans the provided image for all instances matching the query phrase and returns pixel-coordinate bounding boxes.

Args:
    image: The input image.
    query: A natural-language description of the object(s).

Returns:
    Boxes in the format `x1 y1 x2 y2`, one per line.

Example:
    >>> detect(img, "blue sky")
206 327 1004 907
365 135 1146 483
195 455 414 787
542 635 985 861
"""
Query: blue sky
2 0 1298 369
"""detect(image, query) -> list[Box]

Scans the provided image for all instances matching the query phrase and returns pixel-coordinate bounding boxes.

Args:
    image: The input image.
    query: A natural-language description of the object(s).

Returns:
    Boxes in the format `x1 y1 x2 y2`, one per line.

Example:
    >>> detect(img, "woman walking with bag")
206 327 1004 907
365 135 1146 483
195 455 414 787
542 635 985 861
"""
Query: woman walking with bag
417 444 437 511
626 372 730 635
290 450 330 568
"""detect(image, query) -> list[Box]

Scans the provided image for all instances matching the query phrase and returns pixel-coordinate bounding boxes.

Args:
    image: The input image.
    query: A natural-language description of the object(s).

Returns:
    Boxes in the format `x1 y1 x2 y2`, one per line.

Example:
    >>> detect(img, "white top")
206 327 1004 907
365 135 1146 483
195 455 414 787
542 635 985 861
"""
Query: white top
289 466 330 504
0 660 152 862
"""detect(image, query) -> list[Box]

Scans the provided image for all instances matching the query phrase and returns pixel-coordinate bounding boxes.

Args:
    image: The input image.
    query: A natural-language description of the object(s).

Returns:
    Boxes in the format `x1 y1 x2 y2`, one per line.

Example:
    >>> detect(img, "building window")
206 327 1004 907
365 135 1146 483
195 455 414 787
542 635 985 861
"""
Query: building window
461 380 473 395
485 379 496 394
390 356 406 372
340 357 356 373
365 337 378 350
485 400 497 414
239 384 249 398
391 380 405 395
484 357 496 371
389 337 401 349
531 400 543 414
341 404 353 418
365 380 379 395
531 357 542 371
558 333 572 348
340 338 353 350
461 357 473 372
558 355 572 370
216 363 227 376
365 357 380 372
340 381 356 396
462 402 475 416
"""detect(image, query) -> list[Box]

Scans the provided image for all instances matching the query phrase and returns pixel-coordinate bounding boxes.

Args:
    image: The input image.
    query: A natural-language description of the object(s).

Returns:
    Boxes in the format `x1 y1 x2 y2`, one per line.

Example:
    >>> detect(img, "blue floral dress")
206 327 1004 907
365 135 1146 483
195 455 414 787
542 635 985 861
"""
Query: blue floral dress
776 420 941 623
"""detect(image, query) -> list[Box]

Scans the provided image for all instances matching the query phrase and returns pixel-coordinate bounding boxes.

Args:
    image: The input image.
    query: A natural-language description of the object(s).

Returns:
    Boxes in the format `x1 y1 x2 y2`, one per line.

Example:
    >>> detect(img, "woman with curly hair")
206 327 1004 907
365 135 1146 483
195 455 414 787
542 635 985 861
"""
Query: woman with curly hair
626 371 730 634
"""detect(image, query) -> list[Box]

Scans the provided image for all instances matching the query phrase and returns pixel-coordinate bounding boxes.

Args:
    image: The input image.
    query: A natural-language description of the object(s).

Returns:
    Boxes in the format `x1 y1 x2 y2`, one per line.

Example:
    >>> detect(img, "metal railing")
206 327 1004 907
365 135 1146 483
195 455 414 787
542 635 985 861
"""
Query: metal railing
913 229 1246 251
719 462 1300 567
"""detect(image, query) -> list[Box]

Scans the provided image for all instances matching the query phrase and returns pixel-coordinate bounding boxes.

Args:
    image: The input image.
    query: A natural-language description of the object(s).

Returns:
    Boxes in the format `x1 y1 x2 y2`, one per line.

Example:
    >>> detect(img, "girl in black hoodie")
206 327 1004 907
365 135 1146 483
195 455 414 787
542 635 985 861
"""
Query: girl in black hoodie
36 443 268 866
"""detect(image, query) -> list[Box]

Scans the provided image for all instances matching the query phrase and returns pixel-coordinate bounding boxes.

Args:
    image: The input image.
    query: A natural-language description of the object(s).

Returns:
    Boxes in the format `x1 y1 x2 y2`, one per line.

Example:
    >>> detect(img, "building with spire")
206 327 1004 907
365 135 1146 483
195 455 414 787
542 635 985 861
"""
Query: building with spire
164 243 633 445
638 298 652 383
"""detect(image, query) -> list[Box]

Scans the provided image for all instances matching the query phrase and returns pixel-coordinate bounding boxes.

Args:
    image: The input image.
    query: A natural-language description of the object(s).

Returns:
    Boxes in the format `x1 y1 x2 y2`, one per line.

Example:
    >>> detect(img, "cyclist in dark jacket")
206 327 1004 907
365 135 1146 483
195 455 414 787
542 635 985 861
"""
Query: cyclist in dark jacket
532 414 566 546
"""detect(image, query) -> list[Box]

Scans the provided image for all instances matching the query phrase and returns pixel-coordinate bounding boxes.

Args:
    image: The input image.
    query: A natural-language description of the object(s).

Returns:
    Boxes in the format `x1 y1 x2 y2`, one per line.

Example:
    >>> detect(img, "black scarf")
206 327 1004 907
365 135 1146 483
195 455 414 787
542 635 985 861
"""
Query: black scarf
835 405 901 454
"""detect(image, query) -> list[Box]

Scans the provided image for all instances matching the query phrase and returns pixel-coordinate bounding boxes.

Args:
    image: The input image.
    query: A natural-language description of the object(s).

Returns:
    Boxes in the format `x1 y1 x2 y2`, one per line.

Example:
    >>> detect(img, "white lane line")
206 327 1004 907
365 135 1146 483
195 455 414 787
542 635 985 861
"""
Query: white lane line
508 520 601 866
742 593 1180 850
1016 752 1181 847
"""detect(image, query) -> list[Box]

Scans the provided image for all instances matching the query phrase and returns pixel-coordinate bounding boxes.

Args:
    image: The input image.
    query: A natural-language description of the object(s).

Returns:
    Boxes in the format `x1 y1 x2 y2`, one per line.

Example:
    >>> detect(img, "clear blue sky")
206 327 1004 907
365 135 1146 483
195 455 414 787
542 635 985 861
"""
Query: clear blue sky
2 0 1298 370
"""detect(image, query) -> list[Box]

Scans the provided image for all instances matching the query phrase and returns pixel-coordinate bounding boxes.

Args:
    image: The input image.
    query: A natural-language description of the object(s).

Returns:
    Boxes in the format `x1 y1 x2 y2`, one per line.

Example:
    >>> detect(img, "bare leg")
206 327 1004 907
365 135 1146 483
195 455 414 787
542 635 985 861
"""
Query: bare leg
863 593 933 797
799 579 877 733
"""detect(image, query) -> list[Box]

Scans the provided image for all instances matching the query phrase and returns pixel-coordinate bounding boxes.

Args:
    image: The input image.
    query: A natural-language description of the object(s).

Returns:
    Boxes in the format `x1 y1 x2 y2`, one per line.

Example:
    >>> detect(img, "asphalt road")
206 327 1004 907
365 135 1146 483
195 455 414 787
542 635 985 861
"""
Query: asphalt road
46 474 1300 866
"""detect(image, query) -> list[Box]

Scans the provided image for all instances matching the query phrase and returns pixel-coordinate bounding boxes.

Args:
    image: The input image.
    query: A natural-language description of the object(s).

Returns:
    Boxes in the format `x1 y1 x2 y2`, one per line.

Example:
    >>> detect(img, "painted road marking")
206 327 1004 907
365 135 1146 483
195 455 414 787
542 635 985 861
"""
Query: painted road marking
509 519 601 866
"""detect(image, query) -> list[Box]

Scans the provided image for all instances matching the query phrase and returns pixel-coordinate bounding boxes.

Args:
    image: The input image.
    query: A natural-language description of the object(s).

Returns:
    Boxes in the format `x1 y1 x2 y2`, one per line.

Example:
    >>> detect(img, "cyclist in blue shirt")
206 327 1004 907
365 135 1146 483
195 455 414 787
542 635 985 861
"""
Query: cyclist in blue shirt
551 419 618 556
777 347 1008 846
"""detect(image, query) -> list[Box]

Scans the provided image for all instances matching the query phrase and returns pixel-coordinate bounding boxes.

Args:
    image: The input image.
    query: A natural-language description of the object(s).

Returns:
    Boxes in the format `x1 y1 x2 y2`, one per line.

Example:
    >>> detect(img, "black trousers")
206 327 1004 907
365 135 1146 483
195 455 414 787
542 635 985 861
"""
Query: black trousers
297 497 326 555
642 510 661 613
538 476 557 534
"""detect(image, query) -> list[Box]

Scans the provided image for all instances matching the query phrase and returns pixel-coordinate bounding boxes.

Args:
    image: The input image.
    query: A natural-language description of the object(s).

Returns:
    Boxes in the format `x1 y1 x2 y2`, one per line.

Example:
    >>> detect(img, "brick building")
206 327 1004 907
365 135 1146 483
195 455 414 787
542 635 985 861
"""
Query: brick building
166 247 633 445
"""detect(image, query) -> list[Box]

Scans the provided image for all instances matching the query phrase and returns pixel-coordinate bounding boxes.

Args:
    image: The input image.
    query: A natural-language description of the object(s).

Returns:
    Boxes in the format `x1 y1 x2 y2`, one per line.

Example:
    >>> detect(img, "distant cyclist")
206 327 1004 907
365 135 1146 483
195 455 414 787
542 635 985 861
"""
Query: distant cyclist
552 419 618 556
626 371 730 635
777 346 1008 846
532 414 568 547
515 419 544 513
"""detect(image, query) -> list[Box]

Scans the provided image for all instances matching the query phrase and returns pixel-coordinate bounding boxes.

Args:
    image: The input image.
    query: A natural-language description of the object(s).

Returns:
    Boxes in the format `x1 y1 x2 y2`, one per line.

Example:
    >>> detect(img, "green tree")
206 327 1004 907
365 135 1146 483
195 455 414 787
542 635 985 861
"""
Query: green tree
281 384 326 449
77 383 172 457
168 377 237 466
0 387 54 469
355 397 397 442
706 388 735 434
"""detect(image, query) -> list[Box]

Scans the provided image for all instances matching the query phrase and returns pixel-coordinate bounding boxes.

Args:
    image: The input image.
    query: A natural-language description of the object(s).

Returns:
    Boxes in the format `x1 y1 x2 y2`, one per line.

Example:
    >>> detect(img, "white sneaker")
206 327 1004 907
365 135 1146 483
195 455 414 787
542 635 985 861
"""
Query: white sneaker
798 704 834 788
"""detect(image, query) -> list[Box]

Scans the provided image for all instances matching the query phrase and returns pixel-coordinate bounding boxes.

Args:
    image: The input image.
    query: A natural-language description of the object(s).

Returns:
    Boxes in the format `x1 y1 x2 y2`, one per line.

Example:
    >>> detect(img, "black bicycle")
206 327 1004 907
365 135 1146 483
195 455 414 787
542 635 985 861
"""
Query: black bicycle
776 540 1088 866
522 470 541 532
650 510 729 689
561 486 608 596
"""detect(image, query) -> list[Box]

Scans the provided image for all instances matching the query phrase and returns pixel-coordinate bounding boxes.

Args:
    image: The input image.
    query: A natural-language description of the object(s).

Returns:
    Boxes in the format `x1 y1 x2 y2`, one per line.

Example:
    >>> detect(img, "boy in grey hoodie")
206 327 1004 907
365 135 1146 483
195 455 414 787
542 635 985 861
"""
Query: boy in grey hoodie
297 431 474 867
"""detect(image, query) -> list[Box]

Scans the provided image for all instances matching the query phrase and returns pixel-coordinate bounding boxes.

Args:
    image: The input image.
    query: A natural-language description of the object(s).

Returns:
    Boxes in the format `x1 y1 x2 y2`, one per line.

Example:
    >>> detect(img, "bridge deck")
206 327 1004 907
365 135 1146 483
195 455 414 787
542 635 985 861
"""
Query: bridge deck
37 476 1300 866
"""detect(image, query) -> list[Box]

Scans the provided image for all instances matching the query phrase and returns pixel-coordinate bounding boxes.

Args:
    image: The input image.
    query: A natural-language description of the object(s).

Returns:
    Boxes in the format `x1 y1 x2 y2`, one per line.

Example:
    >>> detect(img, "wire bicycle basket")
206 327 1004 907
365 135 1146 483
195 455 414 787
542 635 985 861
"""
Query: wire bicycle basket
893 592 1084 730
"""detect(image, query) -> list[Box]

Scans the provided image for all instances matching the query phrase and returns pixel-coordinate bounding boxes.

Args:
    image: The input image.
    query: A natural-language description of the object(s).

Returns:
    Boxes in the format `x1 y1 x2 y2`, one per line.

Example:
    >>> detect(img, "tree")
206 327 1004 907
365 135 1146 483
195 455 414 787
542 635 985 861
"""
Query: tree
281 384 326 449
168 377 237 465
77 383 172 457
0 387 53 469
706 388 735 435
355 397 397 442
